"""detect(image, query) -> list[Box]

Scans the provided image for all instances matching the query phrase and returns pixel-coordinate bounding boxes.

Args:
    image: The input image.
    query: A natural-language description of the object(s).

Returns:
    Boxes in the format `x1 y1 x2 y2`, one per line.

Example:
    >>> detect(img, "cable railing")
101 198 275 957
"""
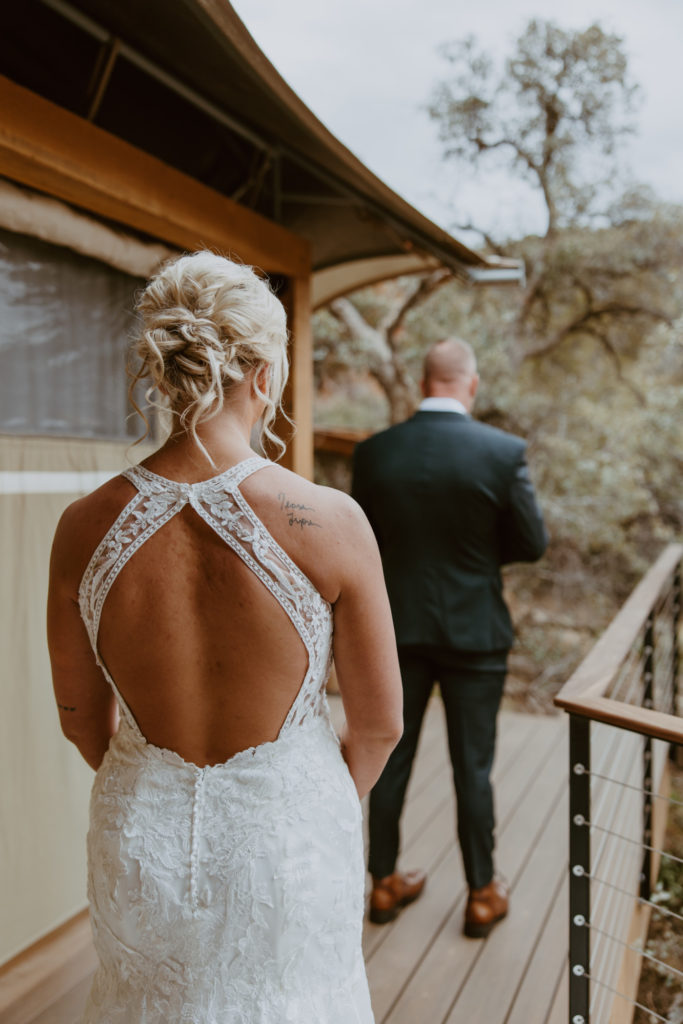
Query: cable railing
555 543 682 1024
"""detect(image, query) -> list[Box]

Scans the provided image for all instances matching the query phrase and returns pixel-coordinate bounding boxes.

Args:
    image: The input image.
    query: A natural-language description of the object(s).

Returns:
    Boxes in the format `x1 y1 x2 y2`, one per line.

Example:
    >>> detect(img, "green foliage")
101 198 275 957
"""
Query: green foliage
313 19 683 704
313 221 683 686
427 235 683 595
511 199 683 366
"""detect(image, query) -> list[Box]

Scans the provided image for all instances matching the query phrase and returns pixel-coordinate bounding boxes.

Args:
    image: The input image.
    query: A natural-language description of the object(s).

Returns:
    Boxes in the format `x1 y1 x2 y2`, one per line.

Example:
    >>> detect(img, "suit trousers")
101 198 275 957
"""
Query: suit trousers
368 647 505 890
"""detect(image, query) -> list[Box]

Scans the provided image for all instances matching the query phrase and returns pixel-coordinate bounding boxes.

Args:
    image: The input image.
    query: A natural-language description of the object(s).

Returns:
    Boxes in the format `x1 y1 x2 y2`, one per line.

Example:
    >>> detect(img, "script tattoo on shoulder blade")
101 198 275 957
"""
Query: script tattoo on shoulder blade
277 492 322 531
58 702 77 712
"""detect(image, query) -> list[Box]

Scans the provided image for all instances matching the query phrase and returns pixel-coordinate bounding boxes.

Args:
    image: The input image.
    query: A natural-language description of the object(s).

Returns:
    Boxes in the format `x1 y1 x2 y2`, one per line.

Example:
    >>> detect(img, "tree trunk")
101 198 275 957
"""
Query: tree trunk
328 295 419 423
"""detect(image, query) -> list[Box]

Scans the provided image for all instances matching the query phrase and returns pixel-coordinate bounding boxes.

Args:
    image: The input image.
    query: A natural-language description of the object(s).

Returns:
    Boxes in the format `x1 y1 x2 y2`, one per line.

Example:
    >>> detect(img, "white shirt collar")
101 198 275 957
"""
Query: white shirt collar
418 396 468 415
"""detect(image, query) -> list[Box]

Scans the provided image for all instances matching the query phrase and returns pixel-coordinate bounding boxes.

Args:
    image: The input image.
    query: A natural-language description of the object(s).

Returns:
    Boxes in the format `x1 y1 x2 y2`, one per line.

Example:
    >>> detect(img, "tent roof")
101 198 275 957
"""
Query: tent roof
1 0 522 288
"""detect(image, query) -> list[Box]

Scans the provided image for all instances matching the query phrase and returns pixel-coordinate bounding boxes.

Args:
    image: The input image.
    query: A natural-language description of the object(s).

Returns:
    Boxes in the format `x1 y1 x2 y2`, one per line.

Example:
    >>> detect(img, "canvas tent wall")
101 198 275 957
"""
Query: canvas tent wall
0 82 312 978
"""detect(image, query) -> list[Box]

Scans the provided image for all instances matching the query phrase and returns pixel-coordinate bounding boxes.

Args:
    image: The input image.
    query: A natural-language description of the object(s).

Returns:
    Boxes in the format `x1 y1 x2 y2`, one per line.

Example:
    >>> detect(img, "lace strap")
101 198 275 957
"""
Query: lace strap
191 486 332 733
78 489 143 654
78 488 184 656
121 455 268 498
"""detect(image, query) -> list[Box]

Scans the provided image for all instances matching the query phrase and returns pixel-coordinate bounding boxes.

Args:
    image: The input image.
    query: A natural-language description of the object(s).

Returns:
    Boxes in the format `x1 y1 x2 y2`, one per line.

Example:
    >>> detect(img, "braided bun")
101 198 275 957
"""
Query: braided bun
129 251 289 461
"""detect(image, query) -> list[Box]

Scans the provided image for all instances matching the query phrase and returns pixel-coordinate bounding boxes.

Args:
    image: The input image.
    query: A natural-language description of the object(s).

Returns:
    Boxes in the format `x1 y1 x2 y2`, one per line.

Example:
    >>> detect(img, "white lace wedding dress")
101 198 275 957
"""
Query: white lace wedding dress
77 455 374 1023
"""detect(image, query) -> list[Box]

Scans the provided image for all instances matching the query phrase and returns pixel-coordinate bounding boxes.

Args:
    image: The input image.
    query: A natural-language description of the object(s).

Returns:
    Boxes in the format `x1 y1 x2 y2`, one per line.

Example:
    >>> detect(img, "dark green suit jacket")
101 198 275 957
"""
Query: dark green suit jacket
351 411 548 654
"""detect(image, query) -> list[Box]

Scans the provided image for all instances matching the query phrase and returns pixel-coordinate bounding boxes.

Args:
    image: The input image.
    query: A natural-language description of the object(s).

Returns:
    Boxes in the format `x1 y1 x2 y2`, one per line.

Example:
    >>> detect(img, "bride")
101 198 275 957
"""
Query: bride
47 251 403 1023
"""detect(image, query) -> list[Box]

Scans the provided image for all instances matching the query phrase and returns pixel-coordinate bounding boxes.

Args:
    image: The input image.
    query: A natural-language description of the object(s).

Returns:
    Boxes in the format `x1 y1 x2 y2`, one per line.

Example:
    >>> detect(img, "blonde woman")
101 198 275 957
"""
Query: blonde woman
47 252 402 1023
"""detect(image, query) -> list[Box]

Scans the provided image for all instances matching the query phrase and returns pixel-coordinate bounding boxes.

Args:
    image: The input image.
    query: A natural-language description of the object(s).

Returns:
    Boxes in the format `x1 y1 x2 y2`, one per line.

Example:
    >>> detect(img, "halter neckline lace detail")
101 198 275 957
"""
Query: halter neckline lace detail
127 454 267 496
77 454 333 748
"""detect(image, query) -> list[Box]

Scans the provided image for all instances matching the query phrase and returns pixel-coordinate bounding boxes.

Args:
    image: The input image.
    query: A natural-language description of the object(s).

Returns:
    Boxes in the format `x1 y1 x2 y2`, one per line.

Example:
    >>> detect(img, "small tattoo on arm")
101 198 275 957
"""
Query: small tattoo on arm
58 702 77 712
277 492 322 530
287 514 322 530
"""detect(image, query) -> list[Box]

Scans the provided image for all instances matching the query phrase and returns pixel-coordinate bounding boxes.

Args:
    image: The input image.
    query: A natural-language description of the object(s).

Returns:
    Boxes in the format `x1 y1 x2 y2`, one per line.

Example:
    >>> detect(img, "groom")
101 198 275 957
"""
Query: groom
352 337 547 937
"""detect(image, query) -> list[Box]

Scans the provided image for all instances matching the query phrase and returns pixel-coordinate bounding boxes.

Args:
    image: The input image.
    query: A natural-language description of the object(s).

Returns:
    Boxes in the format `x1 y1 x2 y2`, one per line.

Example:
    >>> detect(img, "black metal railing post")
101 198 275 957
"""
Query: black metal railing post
569 714 591 1024
641 613 654 900
672 565 681 719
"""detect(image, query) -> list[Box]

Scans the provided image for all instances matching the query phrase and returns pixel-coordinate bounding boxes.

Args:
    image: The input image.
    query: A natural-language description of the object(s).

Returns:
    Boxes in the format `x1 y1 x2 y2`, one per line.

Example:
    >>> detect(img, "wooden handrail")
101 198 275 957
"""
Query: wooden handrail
556 694 683 745
313 429 370 457
554 543 682 740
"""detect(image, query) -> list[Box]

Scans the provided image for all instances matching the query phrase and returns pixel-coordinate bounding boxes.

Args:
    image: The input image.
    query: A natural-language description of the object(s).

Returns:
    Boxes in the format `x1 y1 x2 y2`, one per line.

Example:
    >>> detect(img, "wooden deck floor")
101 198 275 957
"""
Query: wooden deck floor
12 699 569 1024
356 698 569 1024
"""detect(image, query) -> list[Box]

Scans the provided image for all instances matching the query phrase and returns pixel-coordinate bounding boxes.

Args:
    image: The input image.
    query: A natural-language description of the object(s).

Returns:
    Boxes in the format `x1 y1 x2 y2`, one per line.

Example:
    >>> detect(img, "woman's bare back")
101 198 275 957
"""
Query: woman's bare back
72 458 354 765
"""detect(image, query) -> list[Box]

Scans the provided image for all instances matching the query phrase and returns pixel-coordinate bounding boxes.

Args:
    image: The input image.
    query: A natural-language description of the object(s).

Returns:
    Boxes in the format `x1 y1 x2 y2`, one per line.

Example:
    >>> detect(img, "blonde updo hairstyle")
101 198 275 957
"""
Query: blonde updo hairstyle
129 251 289 462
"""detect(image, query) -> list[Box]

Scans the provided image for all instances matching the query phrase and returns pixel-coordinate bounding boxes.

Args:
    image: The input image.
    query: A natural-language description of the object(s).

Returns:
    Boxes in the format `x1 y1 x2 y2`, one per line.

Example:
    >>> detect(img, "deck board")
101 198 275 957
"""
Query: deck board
504 875 568 1024
11 698 572 1024
28 975 92 1024
546 957 569 1024
380 706 567 1024
362 707 541 964
443 796 566 1024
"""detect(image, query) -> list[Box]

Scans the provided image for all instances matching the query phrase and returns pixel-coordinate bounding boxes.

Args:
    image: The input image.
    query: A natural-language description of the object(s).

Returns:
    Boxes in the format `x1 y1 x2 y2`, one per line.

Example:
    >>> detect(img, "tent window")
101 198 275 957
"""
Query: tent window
0 227 144 440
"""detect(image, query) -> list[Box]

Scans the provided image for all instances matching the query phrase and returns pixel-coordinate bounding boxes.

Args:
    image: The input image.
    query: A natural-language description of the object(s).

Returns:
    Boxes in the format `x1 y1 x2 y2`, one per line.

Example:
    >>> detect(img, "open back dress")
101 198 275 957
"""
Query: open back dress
77 456 373 1023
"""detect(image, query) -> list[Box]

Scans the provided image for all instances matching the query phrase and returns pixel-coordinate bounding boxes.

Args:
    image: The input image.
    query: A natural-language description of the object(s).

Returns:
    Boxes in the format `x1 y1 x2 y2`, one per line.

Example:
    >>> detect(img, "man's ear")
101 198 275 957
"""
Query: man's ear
420 377 427 398
469 373 479 401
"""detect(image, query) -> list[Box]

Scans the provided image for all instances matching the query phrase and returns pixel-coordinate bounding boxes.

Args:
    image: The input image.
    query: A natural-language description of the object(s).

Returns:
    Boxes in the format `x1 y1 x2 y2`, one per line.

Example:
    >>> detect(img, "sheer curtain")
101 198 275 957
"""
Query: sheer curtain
0 225 144 440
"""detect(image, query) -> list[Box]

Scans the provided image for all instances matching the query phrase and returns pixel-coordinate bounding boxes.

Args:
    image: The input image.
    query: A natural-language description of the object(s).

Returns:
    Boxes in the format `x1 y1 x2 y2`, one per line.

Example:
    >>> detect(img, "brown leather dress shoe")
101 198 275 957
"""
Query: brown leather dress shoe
464 879 509 938
369 869 427 924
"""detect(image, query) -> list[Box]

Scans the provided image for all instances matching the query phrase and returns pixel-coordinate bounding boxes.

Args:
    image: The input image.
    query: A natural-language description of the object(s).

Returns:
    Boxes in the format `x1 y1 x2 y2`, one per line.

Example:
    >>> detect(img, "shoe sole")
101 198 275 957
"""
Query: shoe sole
463 911 507 939
369 885 426 925
368 906 399 925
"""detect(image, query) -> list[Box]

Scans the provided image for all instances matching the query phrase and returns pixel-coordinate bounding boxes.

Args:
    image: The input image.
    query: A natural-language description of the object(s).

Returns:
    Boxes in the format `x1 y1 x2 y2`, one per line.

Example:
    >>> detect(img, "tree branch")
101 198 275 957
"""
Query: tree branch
454 222 505 255
570 276 594 310
383 269 453 349
521 304 671 361
469 135 537 169
585 302 671 322
328 296 394 368
328 295 419 422
517 268 547 329
580 326 646 405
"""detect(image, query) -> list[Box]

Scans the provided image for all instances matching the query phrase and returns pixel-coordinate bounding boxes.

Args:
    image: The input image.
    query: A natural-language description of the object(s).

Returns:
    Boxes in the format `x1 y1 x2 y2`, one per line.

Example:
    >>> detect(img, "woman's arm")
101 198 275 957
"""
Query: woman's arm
331 497 403 799
47 505 118 771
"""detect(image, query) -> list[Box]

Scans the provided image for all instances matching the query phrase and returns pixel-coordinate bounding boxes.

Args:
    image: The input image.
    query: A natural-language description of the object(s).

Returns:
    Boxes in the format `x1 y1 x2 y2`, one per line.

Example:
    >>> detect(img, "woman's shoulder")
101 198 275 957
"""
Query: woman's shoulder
243 464 374 602
51 474 137 592
251 463 366 536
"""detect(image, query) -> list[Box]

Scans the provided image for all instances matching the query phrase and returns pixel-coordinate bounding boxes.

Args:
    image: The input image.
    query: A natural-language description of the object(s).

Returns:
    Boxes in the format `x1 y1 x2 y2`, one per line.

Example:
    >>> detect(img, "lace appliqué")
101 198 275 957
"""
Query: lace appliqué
78 458 373 1023
77 456 333 737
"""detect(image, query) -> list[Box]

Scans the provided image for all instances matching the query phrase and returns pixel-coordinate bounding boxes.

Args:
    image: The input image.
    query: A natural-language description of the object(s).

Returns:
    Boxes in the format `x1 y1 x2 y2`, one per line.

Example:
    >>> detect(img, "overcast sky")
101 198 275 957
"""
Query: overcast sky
231 0 683 242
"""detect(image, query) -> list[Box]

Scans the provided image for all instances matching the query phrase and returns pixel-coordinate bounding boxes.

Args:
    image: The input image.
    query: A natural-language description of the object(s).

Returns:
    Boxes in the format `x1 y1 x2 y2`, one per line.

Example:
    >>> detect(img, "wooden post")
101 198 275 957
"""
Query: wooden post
278 275 314 479
569 714 591 1024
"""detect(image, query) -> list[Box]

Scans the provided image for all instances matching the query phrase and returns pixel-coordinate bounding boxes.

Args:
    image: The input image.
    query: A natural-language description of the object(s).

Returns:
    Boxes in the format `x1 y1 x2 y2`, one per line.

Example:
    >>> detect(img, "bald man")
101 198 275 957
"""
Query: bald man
352 337 547 937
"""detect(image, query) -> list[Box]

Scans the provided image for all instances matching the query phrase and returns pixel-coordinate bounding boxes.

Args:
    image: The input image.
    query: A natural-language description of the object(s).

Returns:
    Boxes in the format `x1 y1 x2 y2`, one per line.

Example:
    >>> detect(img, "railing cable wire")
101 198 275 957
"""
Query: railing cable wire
583 972 670 1024
580 919 683 982
587 870 683 926
577 818 683 864
579 768 683 808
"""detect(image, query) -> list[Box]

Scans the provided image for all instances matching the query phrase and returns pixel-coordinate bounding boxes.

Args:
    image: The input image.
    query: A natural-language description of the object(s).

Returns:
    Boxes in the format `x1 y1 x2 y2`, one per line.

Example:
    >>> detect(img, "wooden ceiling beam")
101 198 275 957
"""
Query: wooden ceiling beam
0 76 310 277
